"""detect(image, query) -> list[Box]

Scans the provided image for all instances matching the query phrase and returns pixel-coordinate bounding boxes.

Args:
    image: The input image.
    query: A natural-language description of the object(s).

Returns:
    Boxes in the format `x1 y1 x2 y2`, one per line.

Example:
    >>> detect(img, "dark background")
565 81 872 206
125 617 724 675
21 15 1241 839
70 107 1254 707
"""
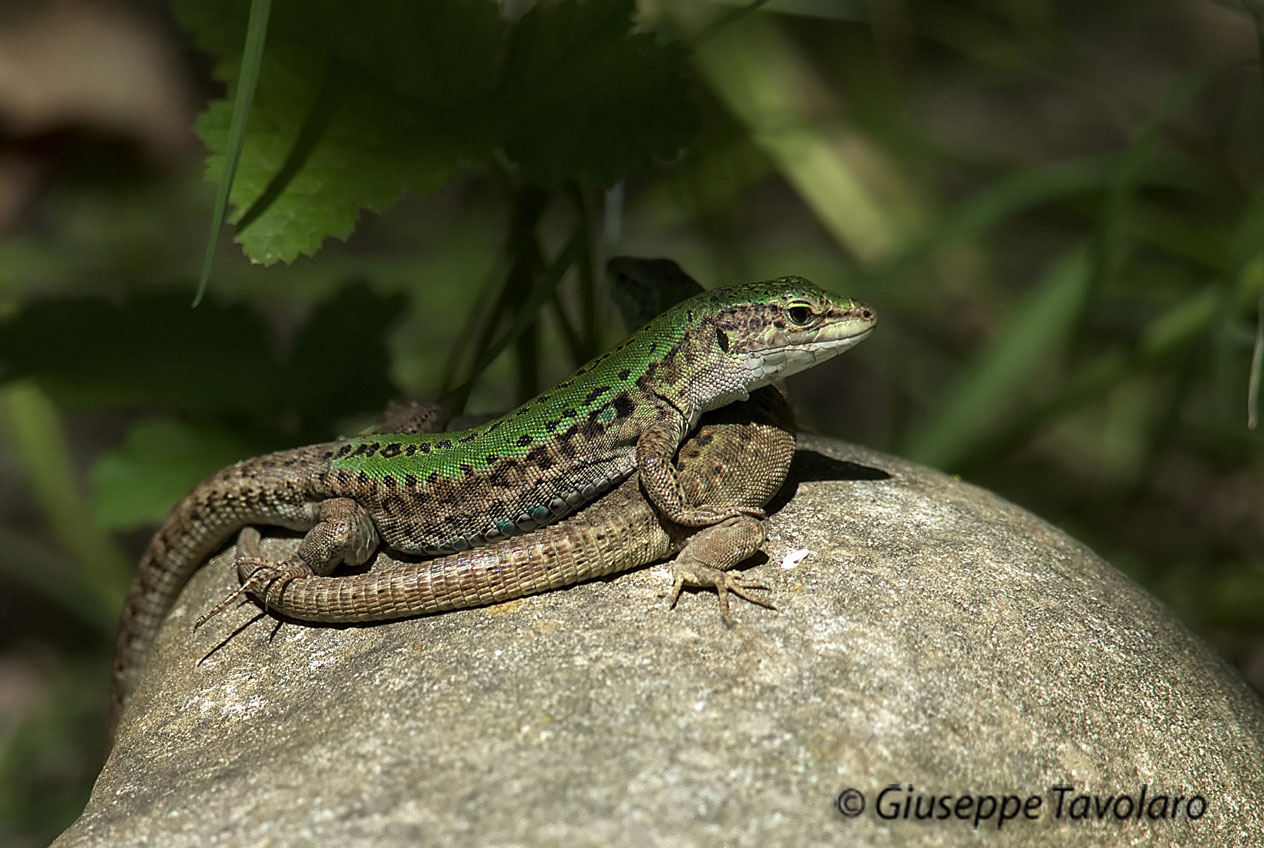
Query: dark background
1 1 1262 844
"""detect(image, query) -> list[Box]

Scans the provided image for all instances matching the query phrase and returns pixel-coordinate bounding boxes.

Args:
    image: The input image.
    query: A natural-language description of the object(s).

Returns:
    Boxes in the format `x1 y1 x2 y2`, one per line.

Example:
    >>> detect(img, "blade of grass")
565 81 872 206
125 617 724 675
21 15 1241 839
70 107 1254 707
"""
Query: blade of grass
864 147 1231 301
547 298 584 365
0 382 131 611
1244 0 1264 428
0 527 116 634
566 181 600 360
702 0 866 24
441 183 550 408
1134 343 1201 494
864 155 1119 290
1228 186 1264 428
1121 199 1228 270
693 0 777 44
602 181 625 246
903 243 1092 468
1220 179 1264 427
437 254 511 398
1250 260 1264 429
1083 71 1210 321
954 255 1263 472
193 0 273 306
692 13 918 263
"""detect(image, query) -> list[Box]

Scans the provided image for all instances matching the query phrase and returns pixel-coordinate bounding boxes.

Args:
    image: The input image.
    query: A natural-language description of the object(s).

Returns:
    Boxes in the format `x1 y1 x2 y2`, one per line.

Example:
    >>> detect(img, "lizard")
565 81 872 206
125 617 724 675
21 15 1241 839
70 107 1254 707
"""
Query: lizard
228 387 797 624
226 256 796 623
109 277 876 735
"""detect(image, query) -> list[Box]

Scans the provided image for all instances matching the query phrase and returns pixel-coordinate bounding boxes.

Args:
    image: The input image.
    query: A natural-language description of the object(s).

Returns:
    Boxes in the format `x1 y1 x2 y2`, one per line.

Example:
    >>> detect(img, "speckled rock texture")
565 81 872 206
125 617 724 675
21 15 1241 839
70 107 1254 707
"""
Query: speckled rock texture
57 436 1264 847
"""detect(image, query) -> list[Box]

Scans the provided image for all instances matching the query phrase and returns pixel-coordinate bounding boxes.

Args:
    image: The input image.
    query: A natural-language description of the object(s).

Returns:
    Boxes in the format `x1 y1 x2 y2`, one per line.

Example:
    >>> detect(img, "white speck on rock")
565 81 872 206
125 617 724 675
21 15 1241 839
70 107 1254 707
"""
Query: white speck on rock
780 548 811 570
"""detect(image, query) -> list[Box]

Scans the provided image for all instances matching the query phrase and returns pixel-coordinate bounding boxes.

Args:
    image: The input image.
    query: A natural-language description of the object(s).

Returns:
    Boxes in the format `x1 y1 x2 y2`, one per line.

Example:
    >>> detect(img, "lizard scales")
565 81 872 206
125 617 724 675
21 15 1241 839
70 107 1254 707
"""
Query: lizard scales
240 388 798 623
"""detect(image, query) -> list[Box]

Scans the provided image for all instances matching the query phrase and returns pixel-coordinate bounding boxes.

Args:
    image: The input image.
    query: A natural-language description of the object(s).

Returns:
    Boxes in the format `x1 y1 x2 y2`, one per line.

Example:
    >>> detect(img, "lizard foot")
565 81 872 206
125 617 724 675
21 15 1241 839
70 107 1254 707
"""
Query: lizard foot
669 561 775 626
194 529 314 628
666 515 773 625
195 498 378 628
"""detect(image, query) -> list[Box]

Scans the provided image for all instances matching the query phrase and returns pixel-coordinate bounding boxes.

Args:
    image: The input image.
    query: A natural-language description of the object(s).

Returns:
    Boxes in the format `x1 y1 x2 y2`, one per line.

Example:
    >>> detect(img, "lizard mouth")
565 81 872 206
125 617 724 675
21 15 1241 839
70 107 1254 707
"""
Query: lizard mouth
744 324 875 382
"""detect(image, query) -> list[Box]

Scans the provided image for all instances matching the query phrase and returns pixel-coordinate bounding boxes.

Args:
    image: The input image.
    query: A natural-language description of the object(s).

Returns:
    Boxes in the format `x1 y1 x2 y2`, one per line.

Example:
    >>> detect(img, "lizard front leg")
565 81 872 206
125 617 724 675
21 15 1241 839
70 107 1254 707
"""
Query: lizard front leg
636 417 767 527
196 498 379 626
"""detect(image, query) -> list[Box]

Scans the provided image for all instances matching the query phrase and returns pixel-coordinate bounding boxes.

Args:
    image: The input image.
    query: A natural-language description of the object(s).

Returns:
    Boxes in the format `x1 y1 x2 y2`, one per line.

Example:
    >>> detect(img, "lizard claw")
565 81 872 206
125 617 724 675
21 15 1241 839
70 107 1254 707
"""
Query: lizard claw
194 556 279 628
195 528 309 628
194 528 268 628
668 558 775 626
194 584 250 629
664 513 771 624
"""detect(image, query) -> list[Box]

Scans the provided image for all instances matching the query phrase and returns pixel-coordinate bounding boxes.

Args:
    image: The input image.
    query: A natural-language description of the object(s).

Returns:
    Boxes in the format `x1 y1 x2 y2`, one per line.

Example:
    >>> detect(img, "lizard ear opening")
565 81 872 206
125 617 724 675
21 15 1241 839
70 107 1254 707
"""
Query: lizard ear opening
715 327 730 352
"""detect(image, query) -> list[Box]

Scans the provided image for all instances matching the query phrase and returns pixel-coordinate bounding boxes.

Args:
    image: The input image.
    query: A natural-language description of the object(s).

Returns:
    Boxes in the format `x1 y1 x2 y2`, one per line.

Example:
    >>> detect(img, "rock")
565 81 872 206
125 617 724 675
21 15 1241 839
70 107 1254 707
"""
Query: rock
56 436 1264 847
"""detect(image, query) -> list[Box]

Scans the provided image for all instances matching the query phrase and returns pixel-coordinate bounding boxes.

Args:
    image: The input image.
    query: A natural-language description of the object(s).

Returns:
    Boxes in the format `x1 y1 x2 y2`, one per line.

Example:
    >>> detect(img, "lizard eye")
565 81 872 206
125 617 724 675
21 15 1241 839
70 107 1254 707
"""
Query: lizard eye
787 304 815 326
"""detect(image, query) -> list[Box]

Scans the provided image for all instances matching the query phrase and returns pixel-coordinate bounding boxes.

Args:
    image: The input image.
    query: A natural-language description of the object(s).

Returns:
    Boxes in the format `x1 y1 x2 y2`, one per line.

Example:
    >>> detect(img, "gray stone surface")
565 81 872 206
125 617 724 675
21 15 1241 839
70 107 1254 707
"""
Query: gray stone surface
57 437 1264 847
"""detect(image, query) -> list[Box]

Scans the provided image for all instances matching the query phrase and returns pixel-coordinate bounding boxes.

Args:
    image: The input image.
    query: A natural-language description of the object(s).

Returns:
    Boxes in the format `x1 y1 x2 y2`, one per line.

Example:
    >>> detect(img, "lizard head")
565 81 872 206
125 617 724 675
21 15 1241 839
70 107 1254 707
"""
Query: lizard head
692 276 877 388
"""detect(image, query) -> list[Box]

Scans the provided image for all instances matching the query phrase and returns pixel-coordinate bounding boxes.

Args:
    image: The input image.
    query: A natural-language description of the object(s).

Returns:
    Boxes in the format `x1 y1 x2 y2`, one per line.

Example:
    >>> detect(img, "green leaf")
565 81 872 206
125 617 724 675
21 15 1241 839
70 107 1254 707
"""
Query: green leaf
89 417 263 529
66 284 406 528
175 0 697 264
177 0 504 264
498 0 697 186
0 285 405 433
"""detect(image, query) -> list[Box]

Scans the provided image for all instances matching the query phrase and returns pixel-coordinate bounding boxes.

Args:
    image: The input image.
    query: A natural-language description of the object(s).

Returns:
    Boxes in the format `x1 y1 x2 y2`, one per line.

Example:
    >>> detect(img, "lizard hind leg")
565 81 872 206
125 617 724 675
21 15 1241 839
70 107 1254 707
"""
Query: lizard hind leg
668 515 774 625
636 421 767 528
196 498 380 627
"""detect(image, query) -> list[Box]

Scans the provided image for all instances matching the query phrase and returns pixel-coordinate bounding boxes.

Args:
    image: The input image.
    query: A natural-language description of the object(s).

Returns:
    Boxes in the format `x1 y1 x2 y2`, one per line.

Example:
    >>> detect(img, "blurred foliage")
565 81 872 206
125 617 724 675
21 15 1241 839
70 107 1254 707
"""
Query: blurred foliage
1 0 1263 845
178 0 695 262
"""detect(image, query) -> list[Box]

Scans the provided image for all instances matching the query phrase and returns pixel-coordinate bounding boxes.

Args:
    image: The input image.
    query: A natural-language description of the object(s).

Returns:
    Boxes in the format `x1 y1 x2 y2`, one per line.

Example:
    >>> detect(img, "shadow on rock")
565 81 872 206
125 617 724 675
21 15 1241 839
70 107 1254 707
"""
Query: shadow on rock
769 448 891 513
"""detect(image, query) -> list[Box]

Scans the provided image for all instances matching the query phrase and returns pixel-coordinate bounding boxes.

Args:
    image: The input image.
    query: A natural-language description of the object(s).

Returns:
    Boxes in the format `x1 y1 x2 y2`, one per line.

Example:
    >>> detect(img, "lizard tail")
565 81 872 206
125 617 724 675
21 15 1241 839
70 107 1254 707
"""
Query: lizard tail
106 453 322 746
